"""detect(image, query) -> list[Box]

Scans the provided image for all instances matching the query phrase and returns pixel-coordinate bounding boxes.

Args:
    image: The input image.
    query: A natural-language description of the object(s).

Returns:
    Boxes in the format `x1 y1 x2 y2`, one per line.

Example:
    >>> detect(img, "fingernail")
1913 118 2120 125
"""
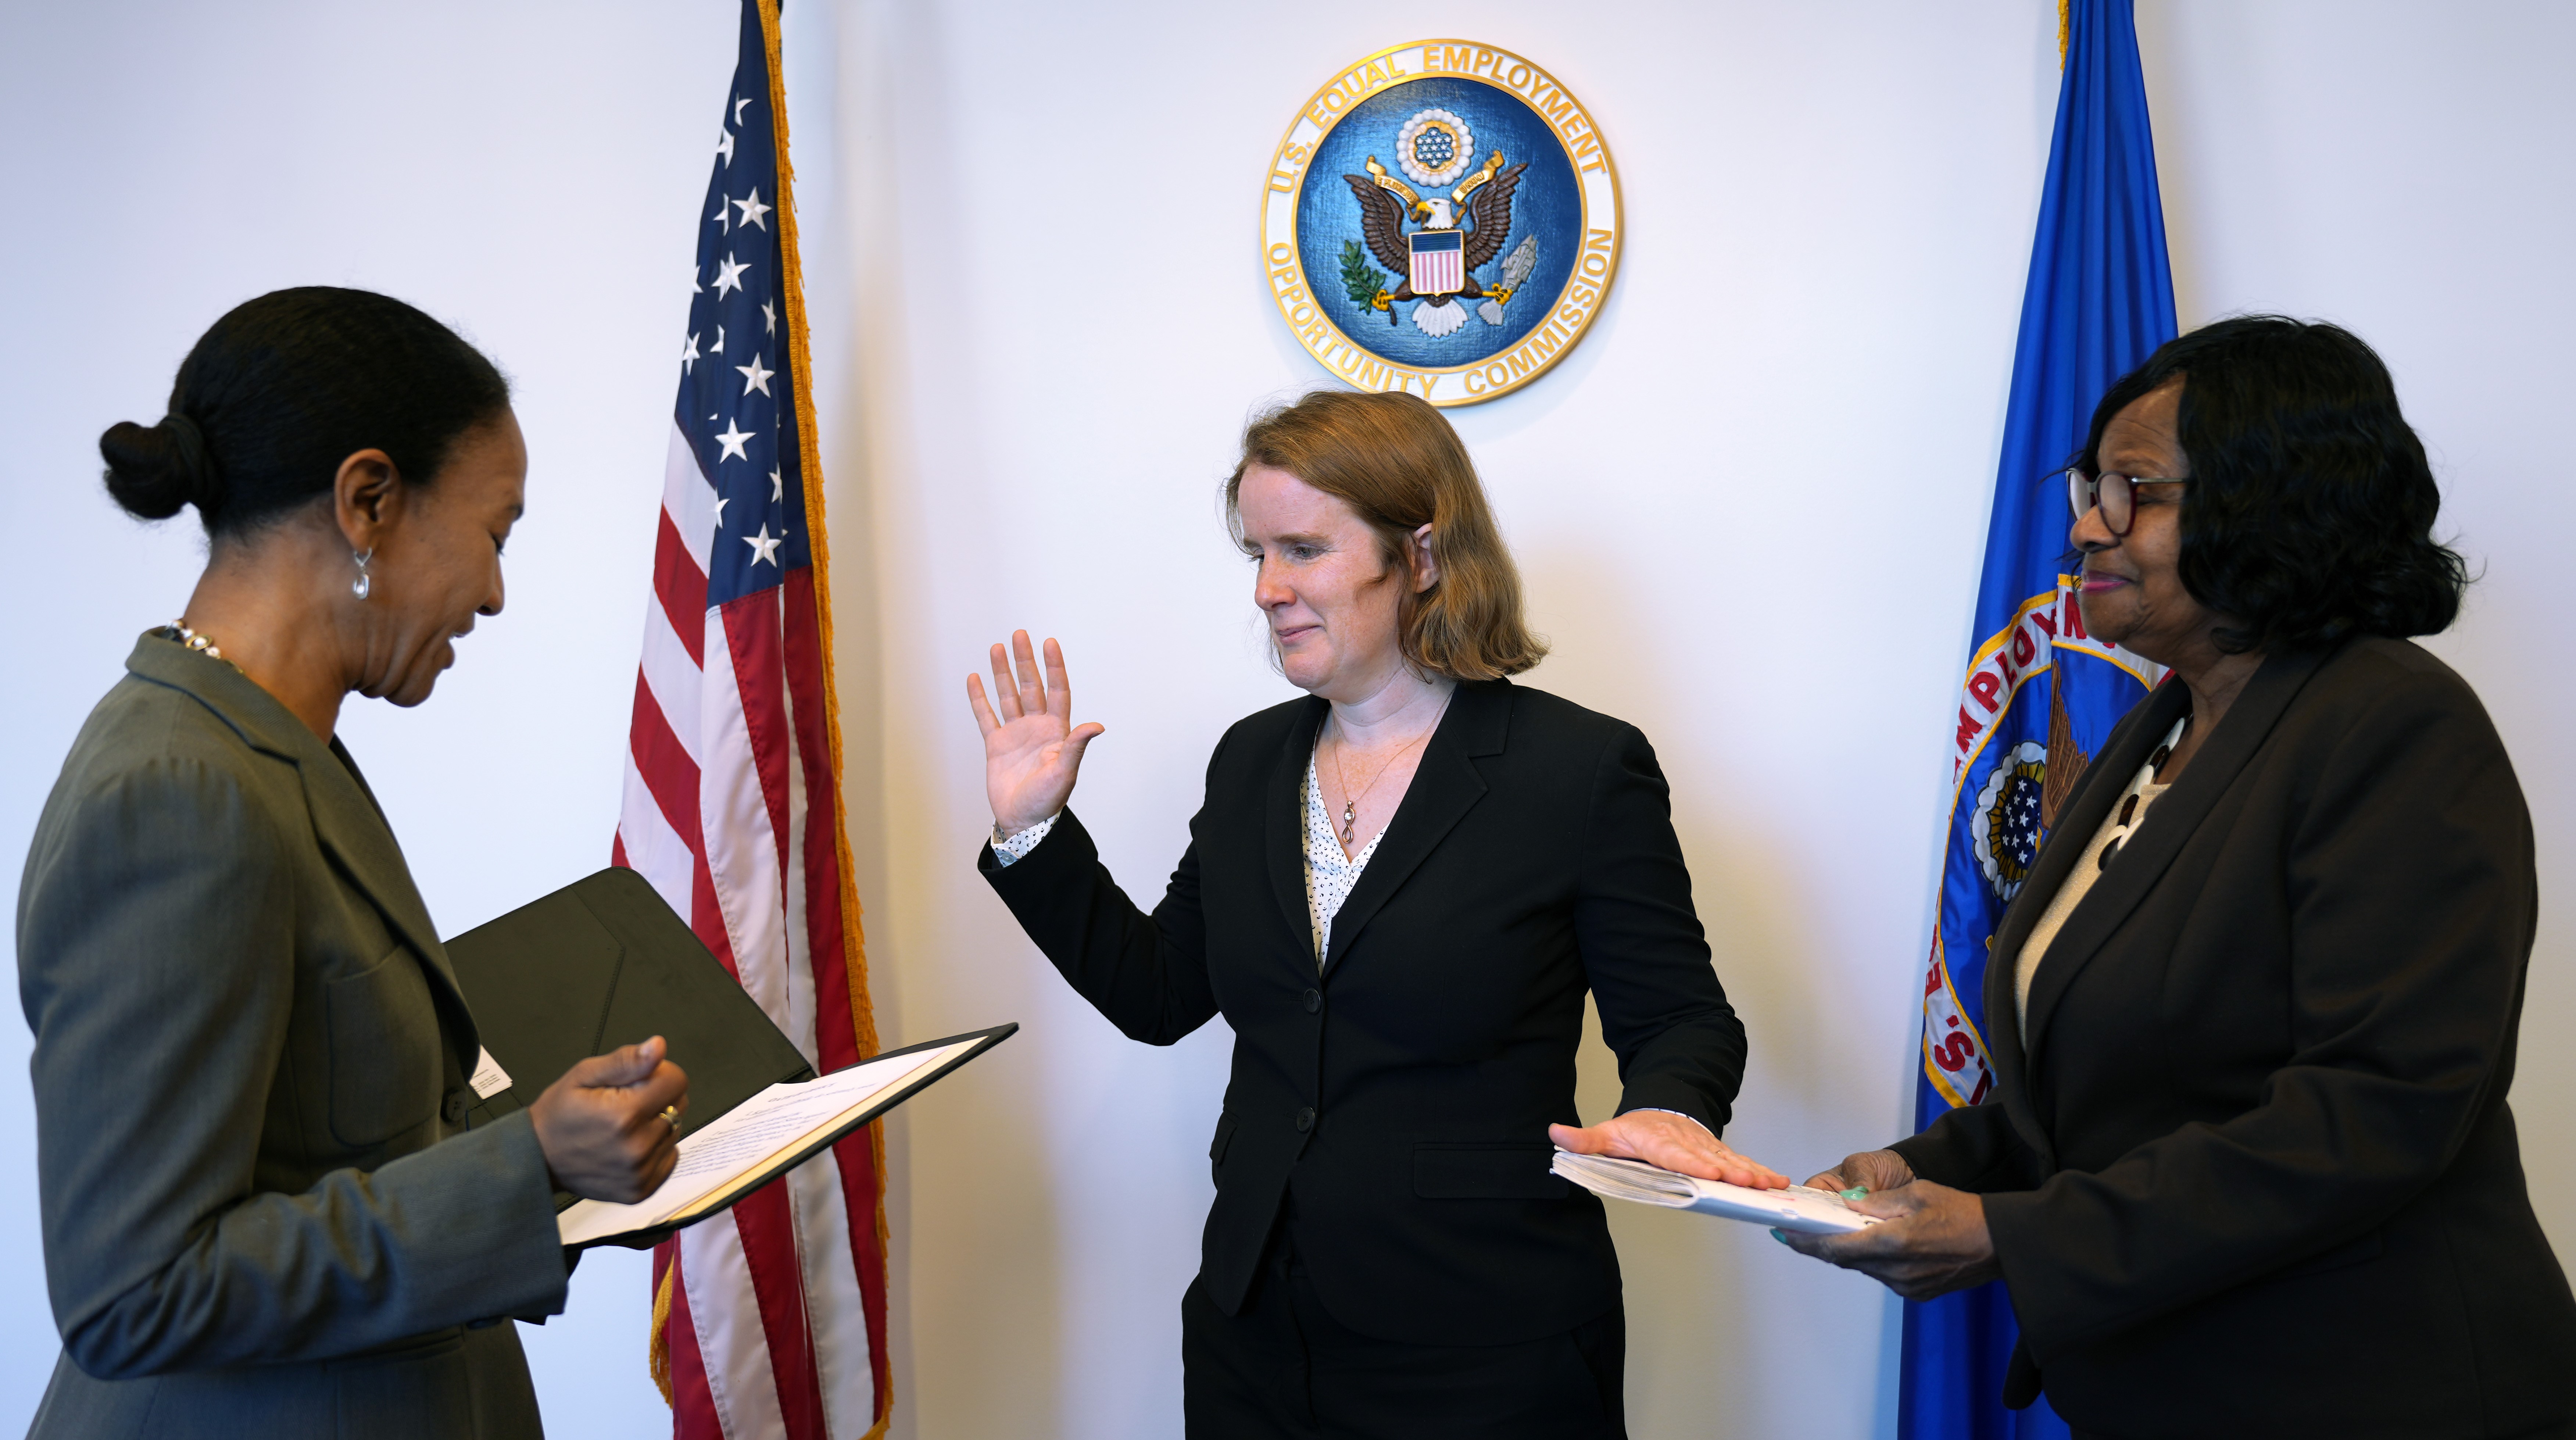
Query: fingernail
1841 1187 1868 1200
1770 1228 1787 1244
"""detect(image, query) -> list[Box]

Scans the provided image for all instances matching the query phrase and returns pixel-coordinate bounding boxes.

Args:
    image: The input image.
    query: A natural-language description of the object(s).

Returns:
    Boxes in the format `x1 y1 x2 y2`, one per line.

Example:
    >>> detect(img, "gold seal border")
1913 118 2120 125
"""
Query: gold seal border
1259 40 1623 407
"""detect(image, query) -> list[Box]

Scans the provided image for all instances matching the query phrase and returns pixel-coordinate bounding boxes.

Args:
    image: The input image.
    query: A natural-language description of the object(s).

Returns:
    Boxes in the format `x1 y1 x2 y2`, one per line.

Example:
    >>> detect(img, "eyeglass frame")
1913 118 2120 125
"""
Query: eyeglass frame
2064 468 2190 537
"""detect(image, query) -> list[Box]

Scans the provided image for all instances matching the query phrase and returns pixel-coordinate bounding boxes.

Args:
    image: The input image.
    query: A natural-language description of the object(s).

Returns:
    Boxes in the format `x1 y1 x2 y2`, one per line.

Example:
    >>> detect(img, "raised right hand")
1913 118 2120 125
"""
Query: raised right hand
967 630 1104 835
1804 1148 1916 1196
529 1036 690 1203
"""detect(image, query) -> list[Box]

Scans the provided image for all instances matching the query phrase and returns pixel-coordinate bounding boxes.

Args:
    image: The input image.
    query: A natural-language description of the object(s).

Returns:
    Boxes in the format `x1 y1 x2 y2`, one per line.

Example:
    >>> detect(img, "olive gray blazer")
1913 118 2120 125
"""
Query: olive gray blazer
15 633 571 1439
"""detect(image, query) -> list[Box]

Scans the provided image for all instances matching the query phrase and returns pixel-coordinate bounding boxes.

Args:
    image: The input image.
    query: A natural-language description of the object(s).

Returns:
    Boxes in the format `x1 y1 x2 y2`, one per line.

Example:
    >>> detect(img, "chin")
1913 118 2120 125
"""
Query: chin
2075 593 2132 648
1277 652 1334 694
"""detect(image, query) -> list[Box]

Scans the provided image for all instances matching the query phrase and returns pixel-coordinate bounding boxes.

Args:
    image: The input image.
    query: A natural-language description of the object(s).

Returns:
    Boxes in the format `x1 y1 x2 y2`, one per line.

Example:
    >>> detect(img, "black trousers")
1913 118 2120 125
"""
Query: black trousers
1181 1231 1625 1440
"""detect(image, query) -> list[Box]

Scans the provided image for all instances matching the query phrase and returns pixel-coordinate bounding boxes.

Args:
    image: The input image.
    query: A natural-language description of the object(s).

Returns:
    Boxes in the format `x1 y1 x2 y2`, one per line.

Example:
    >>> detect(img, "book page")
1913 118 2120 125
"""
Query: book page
558 1040 974 1247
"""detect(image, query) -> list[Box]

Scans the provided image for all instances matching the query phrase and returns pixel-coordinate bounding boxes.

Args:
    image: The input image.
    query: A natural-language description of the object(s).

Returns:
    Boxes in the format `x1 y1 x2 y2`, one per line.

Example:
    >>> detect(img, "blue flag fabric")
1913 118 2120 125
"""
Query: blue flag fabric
1900 3 2175 1436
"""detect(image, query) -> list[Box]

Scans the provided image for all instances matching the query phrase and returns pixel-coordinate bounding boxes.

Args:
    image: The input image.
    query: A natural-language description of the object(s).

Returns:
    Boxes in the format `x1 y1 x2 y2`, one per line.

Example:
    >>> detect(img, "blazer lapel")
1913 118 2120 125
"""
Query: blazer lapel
1978 676 2186 1159
2021 646 2336 1062
1265 697 1329 949
1319 680 1509 976
126 635 477 1064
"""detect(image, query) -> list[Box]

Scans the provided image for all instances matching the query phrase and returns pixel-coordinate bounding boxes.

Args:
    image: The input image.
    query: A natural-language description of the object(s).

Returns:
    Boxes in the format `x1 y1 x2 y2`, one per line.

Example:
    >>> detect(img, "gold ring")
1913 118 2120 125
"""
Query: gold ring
659 1104 681 1134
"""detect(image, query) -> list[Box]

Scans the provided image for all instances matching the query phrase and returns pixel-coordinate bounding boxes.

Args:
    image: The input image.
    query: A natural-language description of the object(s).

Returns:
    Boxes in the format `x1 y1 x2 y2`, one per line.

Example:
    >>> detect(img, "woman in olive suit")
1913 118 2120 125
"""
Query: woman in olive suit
18 288 689 1439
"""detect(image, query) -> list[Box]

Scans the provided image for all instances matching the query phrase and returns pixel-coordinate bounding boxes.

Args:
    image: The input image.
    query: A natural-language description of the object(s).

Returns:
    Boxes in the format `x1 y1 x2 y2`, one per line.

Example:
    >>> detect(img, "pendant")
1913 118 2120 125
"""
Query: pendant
1340 802 1356 844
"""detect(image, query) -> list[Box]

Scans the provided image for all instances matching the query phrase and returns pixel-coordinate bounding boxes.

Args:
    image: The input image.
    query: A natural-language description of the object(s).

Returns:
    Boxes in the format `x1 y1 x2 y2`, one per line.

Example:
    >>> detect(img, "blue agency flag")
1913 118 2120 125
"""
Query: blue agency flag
1903 1 2175 1435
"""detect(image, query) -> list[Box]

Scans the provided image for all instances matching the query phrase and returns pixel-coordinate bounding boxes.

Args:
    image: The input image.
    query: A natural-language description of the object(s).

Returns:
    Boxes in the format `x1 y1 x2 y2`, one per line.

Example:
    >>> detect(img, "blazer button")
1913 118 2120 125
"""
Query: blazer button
1302 988 1321 1014
1294 1107 1316 1133
441 1088 469 1126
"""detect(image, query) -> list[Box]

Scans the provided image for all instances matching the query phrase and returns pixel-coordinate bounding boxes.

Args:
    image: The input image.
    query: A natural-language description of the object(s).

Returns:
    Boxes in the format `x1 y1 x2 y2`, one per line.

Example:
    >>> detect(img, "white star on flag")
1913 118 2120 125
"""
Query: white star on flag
711 324 725 354
734 97 752 125
680 332 701 374
769 468 783 501
712 495 731 529
737 354 773 396
712 253 749 297
743 522 784 566
709 199 729 233
715 128 735 166
733 187 772 230
713 419 753 461
761 300 777 335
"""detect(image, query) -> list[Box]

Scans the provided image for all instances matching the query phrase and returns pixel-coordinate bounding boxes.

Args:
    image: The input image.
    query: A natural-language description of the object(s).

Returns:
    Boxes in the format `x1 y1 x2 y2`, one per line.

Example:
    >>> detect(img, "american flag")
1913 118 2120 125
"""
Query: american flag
614 2 890 1436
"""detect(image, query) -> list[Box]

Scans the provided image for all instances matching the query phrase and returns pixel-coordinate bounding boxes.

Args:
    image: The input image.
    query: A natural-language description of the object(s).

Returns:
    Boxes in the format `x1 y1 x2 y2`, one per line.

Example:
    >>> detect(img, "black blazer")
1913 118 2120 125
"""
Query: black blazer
1895 638 2576 1437
979 679 1747 1345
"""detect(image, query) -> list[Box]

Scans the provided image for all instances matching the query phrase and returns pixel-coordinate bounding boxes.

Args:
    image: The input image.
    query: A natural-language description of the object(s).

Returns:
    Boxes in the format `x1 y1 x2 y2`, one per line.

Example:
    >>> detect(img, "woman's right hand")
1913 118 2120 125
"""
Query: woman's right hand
529 1036 690 1203
1804 1148 1916 1196
967 630 1104 835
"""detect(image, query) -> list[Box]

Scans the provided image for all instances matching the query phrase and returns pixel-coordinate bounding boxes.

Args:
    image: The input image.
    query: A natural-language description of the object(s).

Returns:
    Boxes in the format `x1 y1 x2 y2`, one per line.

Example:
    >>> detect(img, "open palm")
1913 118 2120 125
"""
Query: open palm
967 630 1103 835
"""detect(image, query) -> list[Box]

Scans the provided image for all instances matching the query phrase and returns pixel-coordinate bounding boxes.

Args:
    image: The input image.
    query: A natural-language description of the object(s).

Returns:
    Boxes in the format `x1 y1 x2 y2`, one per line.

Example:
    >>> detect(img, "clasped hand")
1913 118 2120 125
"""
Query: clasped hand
1777 1148 1999 1300
528 1035 690 1211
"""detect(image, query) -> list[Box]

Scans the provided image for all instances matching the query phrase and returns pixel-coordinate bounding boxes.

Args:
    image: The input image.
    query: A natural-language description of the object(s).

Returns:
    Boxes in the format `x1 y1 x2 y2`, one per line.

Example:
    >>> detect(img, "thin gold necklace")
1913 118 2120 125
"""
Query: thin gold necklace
1327 698 1448 848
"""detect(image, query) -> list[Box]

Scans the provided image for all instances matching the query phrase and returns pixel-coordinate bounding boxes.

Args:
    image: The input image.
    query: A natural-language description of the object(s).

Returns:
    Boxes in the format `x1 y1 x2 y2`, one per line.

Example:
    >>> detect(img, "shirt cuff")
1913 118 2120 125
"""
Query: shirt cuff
989 813 1060 867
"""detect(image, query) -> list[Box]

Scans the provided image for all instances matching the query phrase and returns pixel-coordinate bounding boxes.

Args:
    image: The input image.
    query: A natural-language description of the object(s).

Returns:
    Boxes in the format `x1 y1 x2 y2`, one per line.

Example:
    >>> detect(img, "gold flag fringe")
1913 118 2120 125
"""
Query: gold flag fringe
650 1262 677 1407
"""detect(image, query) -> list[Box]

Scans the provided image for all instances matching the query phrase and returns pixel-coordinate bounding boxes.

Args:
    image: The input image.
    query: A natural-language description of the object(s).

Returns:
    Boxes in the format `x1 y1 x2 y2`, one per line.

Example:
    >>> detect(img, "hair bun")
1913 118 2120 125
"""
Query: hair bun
100 412 224 521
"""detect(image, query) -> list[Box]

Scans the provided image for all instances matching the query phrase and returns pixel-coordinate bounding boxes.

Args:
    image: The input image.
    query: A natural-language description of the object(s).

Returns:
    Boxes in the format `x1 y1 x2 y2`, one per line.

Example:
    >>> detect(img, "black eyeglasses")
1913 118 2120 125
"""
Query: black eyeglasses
2065 468 2189 536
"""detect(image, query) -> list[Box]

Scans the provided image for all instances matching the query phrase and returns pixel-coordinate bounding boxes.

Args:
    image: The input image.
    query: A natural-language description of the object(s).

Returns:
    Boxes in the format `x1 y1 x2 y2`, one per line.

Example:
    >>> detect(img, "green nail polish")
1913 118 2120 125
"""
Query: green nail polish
1841 1186 1868 1201
1770 1228 1787 1244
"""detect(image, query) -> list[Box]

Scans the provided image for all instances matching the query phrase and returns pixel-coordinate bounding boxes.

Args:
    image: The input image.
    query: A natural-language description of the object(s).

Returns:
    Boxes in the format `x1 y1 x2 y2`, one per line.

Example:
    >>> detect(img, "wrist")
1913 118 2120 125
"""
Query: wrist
993 809 1059 841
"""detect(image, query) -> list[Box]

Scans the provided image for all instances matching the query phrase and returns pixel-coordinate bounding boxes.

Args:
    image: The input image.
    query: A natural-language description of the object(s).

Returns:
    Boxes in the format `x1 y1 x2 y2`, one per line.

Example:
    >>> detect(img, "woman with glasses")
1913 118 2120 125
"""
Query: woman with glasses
1781 316 2576 1439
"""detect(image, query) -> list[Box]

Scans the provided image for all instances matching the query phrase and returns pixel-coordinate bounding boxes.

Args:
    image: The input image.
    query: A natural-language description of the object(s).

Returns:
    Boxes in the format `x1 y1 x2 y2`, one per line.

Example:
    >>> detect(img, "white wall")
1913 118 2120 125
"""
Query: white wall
1 4 2568 1438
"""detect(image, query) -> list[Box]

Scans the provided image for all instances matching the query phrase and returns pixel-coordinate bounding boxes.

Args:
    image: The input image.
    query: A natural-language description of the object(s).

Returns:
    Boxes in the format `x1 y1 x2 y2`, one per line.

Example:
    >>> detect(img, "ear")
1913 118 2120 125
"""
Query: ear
1409 522 1440 593
333 449 404 553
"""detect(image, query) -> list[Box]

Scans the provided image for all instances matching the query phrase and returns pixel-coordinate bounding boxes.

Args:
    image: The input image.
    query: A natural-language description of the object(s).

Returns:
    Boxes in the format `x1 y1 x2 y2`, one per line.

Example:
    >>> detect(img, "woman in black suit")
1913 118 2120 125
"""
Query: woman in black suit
965 389 1783 1439
1786 317 2576 1439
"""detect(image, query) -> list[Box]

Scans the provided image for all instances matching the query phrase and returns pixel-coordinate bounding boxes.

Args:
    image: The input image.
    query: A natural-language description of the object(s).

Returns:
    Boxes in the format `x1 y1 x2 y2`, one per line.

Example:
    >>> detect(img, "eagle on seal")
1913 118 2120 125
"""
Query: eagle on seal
1342 149 1528 336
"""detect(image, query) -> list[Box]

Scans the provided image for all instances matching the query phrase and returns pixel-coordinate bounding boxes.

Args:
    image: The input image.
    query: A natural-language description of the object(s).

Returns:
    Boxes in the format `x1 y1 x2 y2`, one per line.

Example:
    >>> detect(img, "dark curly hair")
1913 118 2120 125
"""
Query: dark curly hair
2078 315 2468 655
99 287 510 539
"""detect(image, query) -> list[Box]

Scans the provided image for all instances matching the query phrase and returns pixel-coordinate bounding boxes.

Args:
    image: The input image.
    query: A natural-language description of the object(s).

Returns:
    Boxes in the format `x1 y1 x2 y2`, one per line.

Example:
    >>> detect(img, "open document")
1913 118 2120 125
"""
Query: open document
559 1027 1012 1248
1551 1150 1881 1235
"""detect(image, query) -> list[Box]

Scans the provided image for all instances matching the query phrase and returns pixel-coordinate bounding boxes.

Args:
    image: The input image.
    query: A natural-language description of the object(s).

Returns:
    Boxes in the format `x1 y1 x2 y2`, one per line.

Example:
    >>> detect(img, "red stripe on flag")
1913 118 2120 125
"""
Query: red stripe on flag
654 509 709 668
611 831 629 870
660 1238 724 1438
731 1182 829 1439
783 569 861 1074
831 1133 892 1423
627 669 740 979
720 594 797 888
721 595 795 866
629 671 704 843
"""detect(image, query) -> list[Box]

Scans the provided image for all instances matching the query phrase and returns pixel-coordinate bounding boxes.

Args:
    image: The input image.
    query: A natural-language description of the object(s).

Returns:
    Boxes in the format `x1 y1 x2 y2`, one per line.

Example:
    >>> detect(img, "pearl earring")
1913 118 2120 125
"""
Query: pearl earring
352 548 374 600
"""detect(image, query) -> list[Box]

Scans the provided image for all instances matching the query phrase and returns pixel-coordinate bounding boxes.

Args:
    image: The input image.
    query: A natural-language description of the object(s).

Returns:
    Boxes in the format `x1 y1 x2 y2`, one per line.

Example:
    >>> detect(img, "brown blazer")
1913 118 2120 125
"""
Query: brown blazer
16 633 569 1439
1895 637 2576 1438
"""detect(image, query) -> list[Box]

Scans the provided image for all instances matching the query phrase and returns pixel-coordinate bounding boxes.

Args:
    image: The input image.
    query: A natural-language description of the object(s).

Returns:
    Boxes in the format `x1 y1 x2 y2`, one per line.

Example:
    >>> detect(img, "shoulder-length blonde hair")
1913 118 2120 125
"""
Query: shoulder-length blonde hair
1226 389 1547 682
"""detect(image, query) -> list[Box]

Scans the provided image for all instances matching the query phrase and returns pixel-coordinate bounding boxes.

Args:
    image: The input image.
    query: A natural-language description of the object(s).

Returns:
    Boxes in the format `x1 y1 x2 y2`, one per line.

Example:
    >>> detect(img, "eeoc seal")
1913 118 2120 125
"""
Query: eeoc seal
1261 41 1620 406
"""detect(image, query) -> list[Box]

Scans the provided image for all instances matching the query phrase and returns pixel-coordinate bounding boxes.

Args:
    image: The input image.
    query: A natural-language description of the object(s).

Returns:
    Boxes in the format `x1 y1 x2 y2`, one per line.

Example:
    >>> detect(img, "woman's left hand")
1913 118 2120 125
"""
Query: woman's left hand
1778 1179 1999 1300
1549 1112 1790 1190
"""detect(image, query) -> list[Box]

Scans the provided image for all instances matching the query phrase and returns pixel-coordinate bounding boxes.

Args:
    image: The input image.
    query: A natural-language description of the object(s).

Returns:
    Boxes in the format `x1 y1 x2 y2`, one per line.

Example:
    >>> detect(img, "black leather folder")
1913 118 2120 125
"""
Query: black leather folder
443 866 1016 1243
443 866 813 1129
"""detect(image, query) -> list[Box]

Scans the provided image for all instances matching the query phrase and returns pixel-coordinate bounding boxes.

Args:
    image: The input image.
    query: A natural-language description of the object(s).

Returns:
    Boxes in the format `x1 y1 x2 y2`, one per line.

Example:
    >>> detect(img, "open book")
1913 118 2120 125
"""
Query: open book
1550 1150 1880 1235
558 1029 1010 1248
